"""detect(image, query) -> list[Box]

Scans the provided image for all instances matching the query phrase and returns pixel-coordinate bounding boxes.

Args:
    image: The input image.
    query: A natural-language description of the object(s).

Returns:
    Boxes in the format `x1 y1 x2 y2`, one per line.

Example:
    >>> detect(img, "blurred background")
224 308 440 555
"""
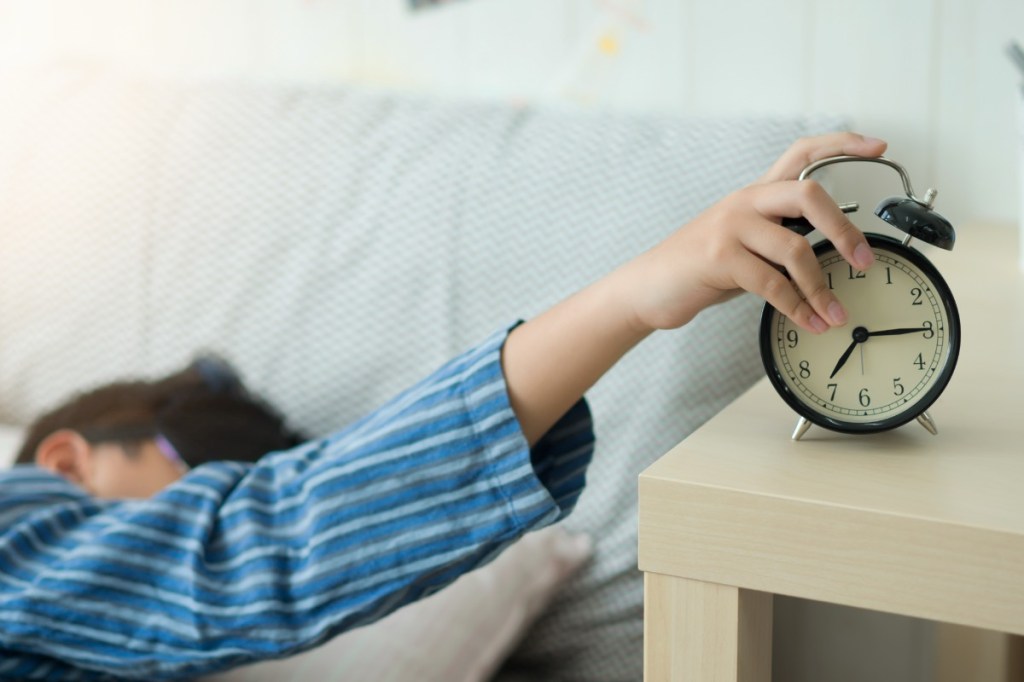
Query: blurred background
1 3 1022 680
0 0 1020 227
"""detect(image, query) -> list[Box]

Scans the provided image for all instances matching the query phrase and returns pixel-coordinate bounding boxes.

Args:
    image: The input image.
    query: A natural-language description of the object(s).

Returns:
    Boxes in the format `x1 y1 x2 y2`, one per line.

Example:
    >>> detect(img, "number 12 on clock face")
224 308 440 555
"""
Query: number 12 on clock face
759 234 961 435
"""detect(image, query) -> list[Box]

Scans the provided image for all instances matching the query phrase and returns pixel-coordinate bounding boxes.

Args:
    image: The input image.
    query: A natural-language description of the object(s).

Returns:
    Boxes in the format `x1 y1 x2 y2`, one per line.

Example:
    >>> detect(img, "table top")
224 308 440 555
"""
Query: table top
638 222 1024 636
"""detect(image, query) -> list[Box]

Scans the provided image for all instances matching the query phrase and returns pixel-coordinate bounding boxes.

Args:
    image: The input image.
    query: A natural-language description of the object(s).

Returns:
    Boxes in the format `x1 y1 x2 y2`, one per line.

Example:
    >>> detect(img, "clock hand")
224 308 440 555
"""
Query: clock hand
829 326 869 379
867 326 931 337
830 339 860 379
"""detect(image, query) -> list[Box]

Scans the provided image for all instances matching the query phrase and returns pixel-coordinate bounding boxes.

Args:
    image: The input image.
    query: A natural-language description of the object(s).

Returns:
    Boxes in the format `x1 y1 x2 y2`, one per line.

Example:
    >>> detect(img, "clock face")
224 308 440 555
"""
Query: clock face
760 234 961 433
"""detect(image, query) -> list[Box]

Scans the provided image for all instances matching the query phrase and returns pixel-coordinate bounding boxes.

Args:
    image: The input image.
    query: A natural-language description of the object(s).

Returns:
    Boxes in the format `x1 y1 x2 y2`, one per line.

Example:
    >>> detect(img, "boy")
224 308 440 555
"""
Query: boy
0 133 885 680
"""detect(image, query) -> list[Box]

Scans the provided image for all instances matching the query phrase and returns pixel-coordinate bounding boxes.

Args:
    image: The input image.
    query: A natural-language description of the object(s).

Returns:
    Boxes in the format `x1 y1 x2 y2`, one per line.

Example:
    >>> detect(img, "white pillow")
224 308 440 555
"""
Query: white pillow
0 424 23 469
202 526 592 682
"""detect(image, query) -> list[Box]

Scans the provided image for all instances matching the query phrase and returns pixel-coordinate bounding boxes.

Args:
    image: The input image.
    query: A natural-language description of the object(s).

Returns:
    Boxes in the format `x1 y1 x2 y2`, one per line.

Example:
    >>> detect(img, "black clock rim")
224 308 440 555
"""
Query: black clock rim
758 233 961 435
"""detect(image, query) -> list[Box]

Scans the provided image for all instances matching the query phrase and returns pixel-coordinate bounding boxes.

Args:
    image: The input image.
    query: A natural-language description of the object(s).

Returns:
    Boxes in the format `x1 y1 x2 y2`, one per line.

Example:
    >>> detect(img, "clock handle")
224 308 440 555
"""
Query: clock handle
781 202 860 237
782 154 955 251
796 155 935 207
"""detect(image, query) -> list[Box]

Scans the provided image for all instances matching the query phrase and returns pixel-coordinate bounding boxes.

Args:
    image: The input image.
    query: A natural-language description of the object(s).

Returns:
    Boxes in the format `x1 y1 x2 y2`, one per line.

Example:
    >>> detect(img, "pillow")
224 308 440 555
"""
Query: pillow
0 424 23 469
202 527 592 682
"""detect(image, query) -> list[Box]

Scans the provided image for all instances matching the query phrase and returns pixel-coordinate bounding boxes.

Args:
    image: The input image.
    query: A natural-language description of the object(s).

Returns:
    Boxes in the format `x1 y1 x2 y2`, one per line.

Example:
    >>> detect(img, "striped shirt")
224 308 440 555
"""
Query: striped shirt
0 326 594 680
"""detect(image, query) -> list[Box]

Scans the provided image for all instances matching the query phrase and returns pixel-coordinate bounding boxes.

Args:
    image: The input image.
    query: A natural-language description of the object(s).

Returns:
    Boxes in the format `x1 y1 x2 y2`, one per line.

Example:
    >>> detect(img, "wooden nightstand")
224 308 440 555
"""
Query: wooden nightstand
638 223 1024 681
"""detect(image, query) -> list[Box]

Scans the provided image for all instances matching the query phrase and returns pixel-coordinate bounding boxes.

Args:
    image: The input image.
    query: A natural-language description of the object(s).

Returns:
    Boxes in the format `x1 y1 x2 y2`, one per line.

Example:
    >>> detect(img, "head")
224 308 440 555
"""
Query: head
28 429 189 499
16 358 304 499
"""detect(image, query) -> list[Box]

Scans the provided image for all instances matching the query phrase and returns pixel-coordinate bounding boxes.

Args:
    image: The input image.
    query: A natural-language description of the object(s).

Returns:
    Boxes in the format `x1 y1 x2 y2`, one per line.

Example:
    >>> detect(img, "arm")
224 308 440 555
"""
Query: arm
503 132 886 444
0 328 593 680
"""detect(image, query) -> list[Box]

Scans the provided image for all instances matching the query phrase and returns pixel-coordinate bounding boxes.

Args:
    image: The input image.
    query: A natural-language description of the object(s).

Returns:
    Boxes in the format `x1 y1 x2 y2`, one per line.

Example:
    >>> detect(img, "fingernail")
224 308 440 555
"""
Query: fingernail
854 243 875 269
863 136 886 146
828 301 847 326
809 314 828 333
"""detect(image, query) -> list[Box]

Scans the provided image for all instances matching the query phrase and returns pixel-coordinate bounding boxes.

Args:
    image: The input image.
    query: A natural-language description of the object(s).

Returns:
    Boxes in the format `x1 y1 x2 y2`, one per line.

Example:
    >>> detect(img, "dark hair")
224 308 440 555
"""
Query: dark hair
16 357 305 468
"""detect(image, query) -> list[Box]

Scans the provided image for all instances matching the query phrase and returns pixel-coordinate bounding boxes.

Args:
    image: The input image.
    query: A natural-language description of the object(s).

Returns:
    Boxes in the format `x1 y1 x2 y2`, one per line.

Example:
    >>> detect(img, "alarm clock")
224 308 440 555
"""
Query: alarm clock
759 155 960 440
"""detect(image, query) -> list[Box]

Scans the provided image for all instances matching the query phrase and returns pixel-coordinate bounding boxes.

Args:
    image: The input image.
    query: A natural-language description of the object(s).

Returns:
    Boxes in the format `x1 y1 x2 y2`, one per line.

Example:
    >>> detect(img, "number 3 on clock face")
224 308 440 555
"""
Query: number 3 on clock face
759 234 961 434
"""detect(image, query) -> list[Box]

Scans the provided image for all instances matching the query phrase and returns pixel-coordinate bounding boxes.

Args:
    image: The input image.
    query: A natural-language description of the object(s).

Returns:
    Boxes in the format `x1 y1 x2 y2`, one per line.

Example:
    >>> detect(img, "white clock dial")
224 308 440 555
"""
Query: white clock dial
761 235 960 433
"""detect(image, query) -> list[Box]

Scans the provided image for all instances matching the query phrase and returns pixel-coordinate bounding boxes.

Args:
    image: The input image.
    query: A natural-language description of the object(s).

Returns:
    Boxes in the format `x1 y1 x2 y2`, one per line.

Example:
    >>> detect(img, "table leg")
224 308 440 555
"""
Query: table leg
644 573 773 682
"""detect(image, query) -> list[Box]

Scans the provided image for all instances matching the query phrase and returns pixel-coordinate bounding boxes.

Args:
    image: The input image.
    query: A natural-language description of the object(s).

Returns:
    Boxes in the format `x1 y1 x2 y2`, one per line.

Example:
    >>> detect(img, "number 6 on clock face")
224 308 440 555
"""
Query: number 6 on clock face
759 234 961 435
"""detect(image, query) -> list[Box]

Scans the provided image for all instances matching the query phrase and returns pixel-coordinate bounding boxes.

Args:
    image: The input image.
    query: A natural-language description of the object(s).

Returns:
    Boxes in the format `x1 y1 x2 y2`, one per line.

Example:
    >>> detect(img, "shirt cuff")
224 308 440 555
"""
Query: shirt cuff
460 322 595 533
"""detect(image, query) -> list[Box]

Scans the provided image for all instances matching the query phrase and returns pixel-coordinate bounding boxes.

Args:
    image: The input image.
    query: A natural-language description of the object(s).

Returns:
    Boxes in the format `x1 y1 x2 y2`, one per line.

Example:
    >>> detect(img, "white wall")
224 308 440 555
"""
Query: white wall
0 0 1020 223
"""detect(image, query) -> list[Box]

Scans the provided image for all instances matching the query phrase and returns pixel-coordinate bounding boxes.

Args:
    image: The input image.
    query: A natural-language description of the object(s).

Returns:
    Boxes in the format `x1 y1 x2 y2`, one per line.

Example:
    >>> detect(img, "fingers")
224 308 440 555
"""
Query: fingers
759 132 887 183
732 251 830 334
739 221 847 331
750 180 875 273
737 178 877 333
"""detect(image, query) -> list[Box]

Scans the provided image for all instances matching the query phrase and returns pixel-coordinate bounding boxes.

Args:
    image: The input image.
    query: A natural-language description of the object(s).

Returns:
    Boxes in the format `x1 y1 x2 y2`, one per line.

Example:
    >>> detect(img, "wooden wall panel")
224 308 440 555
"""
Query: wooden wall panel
567 0 689 113
804 0 936 220
687 0 809 117
932 0 1024 225
0 0 1019 248
354 0 465 91
457 0 574 102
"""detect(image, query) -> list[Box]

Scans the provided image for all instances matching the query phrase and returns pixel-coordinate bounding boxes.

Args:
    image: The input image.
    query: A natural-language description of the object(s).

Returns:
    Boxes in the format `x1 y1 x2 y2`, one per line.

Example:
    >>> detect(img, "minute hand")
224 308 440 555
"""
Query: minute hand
867 326 931 337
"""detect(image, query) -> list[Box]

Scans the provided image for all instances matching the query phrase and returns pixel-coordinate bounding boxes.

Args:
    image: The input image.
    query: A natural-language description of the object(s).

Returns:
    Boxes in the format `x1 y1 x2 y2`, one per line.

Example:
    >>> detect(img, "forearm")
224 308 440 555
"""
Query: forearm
502 263 653 445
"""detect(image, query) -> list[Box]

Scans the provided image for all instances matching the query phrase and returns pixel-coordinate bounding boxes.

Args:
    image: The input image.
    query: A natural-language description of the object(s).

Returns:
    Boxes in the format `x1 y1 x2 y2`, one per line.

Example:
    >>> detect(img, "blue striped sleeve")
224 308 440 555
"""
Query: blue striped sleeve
0 324 594 680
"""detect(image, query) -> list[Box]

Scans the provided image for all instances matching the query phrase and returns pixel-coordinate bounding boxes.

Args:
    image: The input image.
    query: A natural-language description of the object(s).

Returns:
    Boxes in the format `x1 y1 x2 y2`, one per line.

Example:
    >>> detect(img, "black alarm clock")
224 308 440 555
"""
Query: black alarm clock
759 156 960 440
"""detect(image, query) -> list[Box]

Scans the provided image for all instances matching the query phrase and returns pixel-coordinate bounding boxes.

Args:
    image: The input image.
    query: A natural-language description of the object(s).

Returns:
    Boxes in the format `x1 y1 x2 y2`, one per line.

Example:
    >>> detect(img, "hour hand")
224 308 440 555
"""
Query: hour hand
830 326 870 379
829 338 860 379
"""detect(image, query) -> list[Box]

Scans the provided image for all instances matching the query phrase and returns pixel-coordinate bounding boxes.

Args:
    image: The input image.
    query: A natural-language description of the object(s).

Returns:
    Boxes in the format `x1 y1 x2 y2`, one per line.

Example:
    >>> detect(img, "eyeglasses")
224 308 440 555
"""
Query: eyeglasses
154 433 189 473
78 423 190 473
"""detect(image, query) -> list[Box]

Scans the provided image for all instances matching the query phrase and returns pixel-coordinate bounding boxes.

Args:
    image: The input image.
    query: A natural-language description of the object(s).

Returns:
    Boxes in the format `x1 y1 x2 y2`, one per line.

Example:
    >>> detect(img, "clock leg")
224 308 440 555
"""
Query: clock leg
917 411 938 435
791 417 812 441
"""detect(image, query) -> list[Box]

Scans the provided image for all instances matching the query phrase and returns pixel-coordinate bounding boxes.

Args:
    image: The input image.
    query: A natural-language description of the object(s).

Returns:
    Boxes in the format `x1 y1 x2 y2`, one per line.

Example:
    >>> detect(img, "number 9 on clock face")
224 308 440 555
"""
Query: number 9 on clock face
759 234 961 434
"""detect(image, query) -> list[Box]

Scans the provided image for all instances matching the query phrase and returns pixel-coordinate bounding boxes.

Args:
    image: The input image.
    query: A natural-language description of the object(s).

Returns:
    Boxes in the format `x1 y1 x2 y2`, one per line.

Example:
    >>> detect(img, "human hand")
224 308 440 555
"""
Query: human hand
618 132 886 335
502 132 887 444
